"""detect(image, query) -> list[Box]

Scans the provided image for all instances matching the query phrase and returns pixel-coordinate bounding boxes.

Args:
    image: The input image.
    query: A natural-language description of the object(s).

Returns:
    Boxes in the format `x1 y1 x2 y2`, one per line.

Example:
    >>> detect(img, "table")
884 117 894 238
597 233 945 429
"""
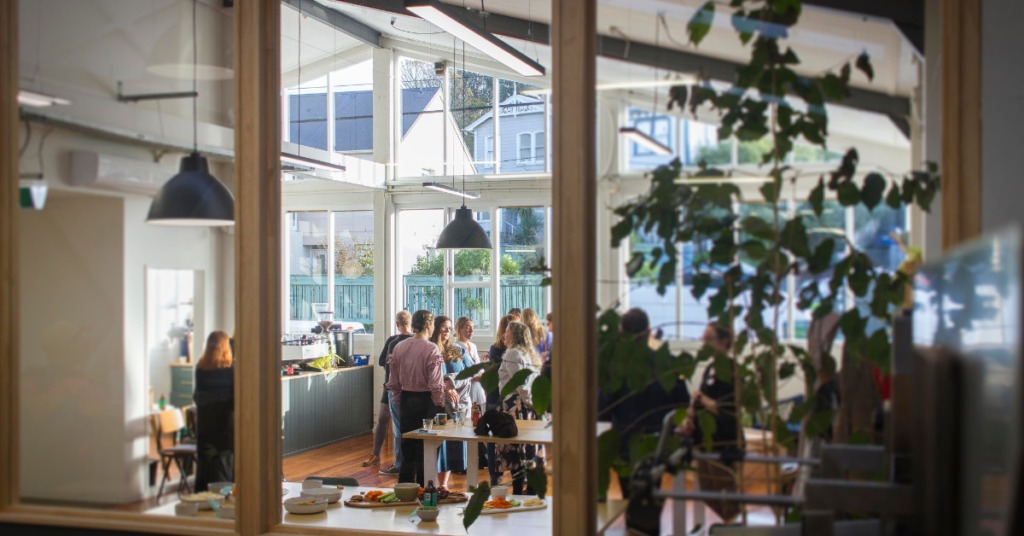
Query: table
402 420 612 489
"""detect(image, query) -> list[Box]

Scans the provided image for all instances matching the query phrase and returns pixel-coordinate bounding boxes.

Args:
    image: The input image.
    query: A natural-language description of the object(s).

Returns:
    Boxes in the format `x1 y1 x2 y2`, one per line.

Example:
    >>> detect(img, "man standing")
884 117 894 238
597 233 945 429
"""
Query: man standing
363 311 413 474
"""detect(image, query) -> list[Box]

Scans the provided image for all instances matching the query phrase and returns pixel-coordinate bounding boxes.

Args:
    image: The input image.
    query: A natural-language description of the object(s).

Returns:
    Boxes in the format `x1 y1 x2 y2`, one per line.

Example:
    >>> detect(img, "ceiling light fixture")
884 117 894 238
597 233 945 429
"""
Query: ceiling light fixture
281 153 347 173
404 0 545 77
423 182 481 199
619 127 672 156
17 90 71 107
147 0 234 227
521 77 699 97
673 176 772 184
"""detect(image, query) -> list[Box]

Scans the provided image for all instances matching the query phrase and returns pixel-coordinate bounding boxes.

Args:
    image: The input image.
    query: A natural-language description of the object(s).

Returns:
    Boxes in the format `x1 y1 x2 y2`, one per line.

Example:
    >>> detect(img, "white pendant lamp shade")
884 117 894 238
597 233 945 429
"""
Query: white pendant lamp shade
147 2 233 80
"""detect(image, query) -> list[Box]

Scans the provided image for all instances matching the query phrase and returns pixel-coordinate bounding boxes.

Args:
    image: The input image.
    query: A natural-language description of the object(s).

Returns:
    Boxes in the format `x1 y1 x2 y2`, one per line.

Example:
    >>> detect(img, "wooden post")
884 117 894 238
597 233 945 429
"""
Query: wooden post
941 0 982 249
235 1 282 535
0 0 18 510
551 0 597 533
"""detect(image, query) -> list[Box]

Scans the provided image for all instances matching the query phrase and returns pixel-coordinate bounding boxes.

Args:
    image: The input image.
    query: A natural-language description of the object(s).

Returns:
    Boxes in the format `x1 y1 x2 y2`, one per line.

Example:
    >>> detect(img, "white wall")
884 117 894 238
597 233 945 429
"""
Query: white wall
19 193 128 504
980 0 1024 233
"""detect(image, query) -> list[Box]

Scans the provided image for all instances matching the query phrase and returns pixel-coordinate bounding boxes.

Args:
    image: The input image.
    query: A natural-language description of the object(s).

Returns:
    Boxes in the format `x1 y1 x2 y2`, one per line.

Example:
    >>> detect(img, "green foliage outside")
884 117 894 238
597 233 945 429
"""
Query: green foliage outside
408 249 522 277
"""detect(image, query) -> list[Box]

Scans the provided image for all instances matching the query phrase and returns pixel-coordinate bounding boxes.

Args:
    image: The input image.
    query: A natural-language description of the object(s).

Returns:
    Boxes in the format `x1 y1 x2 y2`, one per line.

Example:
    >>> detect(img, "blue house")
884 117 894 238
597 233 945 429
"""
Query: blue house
463 94 547 174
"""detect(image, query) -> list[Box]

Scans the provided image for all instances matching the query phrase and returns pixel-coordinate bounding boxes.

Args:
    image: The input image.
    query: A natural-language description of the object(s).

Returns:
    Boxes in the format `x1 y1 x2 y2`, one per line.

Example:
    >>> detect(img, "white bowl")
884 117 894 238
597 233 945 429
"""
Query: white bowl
491 486 508 500
284 496 329 515
209 481 234 494
218 504 236 519
175 502 199 517
302 479 323 490
300 486 343 504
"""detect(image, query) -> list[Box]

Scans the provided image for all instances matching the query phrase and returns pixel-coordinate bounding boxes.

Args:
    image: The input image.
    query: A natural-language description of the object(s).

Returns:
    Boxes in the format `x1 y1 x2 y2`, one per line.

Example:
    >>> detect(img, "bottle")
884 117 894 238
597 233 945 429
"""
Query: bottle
423 480 437 507
472 403 481 426
158 394 166 410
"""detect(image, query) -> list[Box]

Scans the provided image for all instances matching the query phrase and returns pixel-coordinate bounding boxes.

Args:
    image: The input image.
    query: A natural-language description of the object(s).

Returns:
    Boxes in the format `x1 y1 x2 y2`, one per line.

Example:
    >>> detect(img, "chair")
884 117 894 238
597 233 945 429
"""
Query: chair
181 405 198 444
152 408 198 498
309 477 359 487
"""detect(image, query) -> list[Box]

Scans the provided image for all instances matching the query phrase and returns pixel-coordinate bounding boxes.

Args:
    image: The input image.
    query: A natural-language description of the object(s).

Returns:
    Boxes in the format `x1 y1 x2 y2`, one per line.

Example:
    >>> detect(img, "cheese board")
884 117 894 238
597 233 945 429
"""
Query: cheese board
344 491 469 509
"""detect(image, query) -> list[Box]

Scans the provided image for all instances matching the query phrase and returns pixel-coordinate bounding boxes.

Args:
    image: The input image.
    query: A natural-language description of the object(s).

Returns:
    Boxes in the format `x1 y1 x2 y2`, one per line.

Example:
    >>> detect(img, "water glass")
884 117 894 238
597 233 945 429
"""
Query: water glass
422 419 433 432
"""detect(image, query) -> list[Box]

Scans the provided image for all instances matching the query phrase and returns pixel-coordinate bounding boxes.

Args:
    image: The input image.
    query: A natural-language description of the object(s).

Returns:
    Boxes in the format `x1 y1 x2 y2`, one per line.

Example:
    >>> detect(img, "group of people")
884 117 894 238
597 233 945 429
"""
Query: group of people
365 307 552 493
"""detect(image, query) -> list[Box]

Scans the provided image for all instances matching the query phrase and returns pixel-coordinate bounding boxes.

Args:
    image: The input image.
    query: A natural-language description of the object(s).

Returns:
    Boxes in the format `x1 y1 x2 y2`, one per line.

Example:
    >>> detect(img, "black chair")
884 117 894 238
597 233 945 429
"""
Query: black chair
308 477 359 487
152 409 198 498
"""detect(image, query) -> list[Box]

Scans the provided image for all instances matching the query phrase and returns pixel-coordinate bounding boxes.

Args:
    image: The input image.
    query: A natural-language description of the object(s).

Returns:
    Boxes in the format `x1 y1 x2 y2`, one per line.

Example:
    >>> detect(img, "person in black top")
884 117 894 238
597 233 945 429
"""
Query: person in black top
484 314 514 484
598 308 691 497
677 323 743 522
365 311 413 475
193 330 234 491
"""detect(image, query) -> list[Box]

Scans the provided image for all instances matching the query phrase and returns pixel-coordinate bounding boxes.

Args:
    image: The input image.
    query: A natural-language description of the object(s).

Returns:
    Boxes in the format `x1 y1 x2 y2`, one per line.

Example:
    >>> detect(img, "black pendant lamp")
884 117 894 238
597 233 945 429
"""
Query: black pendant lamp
147 0 234 227
435 39 490 250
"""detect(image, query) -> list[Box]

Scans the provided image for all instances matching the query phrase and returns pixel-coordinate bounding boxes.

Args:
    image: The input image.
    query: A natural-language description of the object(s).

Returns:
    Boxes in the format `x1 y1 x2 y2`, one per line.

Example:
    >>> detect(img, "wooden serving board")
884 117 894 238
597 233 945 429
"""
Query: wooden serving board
472 502 548 515
344 494 469 509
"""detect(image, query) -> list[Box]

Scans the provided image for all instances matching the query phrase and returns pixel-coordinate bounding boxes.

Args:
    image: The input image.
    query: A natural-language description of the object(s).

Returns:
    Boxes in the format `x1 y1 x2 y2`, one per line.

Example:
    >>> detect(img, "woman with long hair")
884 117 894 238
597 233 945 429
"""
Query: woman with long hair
194 330 234 491
495 321 544 494
521 308 552 358
386 310 459 485
429 315 473 490
453 317 487 407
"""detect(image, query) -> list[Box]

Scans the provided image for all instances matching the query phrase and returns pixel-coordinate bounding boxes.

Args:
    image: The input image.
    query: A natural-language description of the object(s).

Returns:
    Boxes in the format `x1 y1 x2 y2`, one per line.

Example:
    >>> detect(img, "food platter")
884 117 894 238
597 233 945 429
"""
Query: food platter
344 490 468 509
473 496 547 515
180 491 225 510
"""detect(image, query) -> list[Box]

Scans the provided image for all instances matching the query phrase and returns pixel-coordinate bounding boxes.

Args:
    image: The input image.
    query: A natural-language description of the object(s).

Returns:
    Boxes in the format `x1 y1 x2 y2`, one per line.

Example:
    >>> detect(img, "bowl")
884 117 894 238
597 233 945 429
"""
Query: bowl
300 486 343 504
174 502 199 517
491 486 508 500
393 482 420 502
218 503 236 519
417 506 440 521
284 496 329 515
302 479 323 490
209 481 234 495
180 491 225 510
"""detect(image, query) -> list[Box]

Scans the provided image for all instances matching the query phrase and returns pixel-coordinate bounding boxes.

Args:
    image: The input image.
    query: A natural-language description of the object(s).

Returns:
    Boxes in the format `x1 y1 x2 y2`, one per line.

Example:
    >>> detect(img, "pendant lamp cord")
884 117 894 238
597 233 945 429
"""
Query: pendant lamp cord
192 0 198 153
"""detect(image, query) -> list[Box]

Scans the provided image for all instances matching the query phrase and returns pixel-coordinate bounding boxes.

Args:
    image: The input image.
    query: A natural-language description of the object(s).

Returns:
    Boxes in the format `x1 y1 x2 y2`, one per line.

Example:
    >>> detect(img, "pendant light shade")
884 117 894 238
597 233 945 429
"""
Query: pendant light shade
435 207 491 249
147 152 235 226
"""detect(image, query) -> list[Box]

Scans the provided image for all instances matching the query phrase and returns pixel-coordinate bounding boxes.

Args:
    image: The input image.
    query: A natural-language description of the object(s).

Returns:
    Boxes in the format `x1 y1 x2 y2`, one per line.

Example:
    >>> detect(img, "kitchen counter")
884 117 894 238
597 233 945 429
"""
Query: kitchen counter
281 364 373 456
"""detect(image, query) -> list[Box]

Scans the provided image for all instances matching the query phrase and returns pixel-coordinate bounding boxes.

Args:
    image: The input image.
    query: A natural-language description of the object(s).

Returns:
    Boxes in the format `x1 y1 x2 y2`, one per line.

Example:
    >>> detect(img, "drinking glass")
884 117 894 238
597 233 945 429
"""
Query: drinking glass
422 419 433 432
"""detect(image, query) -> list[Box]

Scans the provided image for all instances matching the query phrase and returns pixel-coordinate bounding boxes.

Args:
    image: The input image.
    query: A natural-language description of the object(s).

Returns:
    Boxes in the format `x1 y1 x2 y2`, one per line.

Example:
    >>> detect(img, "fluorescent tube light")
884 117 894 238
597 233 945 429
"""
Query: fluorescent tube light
18 90 71 107
405 0 545 77
674 176 773 184
281 153 346 172
619 127 672 156
505 249 536 253
521 77 699 97
423 182 480 199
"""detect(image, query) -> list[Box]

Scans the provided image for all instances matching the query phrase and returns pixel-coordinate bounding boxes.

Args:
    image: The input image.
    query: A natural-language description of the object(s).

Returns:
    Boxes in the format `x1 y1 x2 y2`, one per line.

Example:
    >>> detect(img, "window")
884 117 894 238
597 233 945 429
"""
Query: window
332 211 374 333
287 79 328 152
287 212 330 336
397 58 444 178
534 130 545 167
485 136 494 164
499 207 548 318
399 209 446 316
450 67 493 175
518 132 534 164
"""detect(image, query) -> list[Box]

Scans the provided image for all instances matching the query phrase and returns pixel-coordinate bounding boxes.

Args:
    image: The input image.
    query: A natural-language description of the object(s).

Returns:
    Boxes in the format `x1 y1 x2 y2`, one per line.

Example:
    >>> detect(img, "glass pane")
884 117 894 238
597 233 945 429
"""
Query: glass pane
450 68 494 174
333 211 374 333
629 228 678 339
455 287 493 331
793 144 842 163
494 80 545 174
793 201 848 340
737 137 774 165
736 203 788 339
398 58 444 177
288 212 330 336
454 211 493 283
400 209 445 316
853 204 907 334
684 118 731 167
499 207 547 316
333 60 374 155
627 108 674 170
288 77 328 152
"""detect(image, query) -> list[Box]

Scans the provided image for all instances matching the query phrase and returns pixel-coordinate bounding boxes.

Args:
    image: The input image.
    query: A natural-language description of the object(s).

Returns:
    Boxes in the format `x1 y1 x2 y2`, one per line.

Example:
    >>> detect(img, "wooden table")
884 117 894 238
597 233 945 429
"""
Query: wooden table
402 420 611 489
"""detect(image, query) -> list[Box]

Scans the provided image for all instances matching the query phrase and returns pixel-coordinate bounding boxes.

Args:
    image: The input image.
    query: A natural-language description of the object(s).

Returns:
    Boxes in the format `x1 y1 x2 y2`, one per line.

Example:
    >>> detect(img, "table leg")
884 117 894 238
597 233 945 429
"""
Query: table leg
424 438 439 486
466 441 479 488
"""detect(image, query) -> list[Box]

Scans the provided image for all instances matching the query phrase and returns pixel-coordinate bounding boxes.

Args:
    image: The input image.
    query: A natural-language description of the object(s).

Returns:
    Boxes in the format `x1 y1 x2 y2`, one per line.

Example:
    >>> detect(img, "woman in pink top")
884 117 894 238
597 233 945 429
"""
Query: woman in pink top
386 310 459 485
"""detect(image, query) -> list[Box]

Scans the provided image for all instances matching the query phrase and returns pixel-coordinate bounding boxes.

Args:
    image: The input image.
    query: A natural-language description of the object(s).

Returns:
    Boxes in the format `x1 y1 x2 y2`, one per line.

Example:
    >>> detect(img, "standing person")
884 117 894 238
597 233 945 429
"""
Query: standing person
676 323 743 523
387 310 460 485
507 308 522 322
485 314 513 484
496 321 543 495
521 308 552 359
597 308 690 497
430 316 473 490
364 311 412 473
453 317 487 406
193 331 234 492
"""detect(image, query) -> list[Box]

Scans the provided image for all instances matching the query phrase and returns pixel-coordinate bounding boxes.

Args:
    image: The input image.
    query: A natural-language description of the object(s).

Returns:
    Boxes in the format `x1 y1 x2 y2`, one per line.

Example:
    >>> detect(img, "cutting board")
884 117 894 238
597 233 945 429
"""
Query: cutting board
344 494 469 509
471 499 548 515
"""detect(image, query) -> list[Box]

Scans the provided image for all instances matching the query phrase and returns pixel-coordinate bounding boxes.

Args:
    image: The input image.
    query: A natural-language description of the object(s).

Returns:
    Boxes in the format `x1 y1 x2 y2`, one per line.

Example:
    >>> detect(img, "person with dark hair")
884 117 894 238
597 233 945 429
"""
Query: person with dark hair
194 330 234 491
366 311 413 474
507 308 522 322
387 310 460 485
598 308 690 497
485 314 514 483
676 322 743 522
430 315 473 490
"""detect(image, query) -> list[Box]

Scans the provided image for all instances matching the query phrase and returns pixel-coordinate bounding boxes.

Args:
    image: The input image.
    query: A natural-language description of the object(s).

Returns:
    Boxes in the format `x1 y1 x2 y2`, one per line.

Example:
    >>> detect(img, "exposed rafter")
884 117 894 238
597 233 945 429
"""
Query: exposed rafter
329 0 911 120
284 0 381 48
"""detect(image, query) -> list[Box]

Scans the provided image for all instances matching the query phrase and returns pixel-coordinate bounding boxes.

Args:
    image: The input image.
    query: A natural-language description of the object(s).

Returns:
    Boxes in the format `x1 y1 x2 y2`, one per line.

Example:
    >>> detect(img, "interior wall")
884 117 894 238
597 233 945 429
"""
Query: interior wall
980 0 1024 233
19 193 127 504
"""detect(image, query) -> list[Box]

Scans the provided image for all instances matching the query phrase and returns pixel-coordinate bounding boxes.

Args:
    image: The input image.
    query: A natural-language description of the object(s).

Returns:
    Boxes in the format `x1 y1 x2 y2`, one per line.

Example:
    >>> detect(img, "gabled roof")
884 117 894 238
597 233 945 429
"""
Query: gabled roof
288 86 442 152
464 94 544 133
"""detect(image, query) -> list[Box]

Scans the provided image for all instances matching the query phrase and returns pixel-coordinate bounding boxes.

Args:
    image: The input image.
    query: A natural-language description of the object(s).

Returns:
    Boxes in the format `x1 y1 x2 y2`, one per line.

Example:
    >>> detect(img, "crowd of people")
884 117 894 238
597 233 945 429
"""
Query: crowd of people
373 307 551 492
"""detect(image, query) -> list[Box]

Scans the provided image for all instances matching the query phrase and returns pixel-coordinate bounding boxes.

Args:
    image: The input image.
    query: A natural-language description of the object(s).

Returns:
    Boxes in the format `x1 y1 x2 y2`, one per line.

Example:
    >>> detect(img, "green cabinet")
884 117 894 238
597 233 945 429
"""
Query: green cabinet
170 364 194 409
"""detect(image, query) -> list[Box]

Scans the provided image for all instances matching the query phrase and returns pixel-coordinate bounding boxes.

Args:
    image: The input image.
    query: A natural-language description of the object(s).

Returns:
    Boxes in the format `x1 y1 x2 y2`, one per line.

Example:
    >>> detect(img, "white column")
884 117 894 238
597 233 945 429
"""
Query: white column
327 212 336 318
443 64 451 177
492 77 501 174
492 207 501 329
373 47 394 180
